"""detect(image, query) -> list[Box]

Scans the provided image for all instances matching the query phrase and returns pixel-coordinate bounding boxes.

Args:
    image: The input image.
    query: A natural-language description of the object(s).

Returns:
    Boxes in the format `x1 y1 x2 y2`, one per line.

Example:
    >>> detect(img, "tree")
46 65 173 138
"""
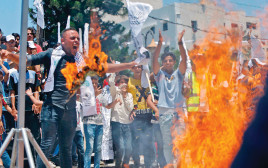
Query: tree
29 0 128 51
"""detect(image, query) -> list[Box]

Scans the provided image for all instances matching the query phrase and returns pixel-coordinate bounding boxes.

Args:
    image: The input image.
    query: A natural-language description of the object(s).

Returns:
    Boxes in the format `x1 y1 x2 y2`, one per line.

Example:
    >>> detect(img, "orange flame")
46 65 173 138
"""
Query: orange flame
61 11 108 92
172 27 266 167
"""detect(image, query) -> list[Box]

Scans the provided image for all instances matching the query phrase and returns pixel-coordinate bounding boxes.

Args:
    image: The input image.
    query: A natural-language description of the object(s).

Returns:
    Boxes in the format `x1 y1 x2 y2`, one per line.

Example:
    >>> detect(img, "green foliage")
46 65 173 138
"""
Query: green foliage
29 0 129 55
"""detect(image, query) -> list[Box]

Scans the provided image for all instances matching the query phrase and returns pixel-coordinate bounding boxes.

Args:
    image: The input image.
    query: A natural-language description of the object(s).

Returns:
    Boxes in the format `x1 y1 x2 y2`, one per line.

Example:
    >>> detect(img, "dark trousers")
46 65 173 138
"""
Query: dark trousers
131 120 153 168
72 130 84 168
111 121 132 167
25 111 41 163
36 105 76 168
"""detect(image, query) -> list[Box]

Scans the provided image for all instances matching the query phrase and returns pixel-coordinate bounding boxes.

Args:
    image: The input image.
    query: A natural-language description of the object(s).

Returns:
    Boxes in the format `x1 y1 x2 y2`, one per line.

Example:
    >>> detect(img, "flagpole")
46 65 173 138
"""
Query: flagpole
17 0 29 167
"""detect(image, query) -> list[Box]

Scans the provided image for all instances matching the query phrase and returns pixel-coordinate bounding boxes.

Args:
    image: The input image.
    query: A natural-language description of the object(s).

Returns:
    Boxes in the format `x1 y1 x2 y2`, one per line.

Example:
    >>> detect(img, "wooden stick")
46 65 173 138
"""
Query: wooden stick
145 71 155 102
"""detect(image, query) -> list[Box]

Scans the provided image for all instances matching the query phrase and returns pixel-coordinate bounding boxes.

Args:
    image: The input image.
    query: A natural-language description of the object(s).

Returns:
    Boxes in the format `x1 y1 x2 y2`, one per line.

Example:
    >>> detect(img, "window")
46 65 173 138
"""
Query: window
191 21 198 33
150 26 155 34
176 14 181 23
231 23 238 28
246 22 257 29
163 22 168 31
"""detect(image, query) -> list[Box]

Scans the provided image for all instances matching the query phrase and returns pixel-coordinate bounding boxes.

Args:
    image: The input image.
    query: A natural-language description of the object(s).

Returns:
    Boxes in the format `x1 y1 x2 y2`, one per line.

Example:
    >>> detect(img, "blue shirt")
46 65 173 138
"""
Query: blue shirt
154 69 185 109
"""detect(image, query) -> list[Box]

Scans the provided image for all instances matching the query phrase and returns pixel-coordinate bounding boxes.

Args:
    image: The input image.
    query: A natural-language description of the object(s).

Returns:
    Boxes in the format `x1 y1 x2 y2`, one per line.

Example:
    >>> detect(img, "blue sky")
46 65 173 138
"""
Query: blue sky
0 0 267 36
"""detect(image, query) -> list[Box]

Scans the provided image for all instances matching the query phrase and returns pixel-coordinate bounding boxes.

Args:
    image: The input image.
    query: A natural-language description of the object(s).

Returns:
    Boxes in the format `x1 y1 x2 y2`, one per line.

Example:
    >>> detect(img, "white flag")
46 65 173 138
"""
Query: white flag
250 34 266 65
84 23 89 56
79 28 83 53
141 64 149 88
34 0 45 29
57 22 61 44
126 0 153 37
66 15 71 29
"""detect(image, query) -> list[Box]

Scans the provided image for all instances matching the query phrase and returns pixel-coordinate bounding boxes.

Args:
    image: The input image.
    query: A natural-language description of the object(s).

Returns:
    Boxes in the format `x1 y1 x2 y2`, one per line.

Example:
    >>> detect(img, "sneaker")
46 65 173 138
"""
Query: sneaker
100 160 105 165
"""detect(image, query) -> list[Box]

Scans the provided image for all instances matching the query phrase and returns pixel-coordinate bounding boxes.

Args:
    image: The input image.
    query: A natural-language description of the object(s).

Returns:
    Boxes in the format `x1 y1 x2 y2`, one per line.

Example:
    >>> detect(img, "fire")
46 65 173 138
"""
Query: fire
61 11 108 93
172 28 266 167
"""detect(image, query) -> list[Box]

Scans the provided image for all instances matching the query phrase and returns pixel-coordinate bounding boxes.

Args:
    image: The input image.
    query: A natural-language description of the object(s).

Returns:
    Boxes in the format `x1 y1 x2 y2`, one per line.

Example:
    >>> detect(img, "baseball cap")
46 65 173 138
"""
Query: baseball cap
6 35 15 42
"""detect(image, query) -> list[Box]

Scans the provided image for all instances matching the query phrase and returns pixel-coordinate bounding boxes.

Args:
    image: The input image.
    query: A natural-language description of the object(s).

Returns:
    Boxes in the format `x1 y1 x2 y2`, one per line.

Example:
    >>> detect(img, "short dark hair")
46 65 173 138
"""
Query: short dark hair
61 27 77 38
27 27 36 38
1 36 6 43
12 33 20 39
116 75 129 85
91 75 99 81
161 52 176 62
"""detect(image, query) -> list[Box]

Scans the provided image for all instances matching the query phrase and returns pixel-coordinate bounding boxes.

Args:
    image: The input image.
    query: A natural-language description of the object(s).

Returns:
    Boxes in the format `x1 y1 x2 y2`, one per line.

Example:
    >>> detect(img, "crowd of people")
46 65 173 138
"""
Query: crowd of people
0 25 267 168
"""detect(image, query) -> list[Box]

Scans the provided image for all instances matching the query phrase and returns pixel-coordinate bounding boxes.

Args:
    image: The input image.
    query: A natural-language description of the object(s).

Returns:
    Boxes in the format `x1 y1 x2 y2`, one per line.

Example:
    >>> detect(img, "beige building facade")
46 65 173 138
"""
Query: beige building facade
117 0 263 58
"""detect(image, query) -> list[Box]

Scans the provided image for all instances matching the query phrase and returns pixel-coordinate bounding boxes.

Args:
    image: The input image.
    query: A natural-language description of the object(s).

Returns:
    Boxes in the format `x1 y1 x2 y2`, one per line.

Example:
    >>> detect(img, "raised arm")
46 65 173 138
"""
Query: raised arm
1 49 51 67
152 30 163 75
178 30 187 75
0 50 20 65
26 88 43 106
107 61 137 73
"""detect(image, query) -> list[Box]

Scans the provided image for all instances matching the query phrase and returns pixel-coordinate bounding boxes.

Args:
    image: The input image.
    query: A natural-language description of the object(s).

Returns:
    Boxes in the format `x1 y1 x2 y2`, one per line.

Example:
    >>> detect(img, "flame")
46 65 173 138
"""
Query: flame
172 27 266 167
61 11 108 92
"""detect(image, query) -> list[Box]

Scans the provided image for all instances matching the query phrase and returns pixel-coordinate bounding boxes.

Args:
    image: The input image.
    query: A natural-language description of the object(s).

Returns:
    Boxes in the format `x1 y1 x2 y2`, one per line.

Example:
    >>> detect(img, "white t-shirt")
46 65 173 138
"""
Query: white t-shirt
80 76 97 117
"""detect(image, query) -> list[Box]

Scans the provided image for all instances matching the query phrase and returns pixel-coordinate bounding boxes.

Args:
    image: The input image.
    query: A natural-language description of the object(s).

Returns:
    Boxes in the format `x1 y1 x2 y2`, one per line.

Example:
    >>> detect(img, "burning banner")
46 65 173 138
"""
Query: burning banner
61 11 108 97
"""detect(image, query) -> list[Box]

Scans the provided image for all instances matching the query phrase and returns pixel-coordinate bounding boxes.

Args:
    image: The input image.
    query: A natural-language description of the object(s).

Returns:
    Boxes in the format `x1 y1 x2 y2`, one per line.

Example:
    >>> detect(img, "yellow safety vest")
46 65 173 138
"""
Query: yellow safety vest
187 72 200 112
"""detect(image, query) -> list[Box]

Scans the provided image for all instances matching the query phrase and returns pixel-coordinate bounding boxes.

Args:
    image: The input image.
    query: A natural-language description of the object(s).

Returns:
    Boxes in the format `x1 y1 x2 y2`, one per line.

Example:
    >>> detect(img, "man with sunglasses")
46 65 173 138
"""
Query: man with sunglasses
152 30 187 166
128 65 154 168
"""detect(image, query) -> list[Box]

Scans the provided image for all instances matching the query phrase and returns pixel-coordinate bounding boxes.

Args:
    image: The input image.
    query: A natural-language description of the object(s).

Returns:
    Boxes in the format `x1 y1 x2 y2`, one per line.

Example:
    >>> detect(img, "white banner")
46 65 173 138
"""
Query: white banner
250 34 266 65
79 28 83 53
34 0 45 29
57 22 61 44
84 23 89 56
126 0 153 37
66 15 70 29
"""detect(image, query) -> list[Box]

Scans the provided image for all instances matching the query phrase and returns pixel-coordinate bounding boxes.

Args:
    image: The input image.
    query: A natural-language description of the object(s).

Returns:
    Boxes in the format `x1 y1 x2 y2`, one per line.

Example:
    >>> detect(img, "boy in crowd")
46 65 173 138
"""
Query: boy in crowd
83 76 112 168
128 65 154 168
109 73 133 168
152 30 187 165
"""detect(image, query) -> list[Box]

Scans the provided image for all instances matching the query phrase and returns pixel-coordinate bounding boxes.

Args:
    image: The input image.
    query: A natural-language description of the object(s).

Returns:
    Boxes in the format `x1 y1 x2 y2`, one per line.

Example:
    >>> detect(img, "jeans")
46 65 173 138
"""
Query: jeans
0 116 11 168
36 105 77 168
152 124 167 168
72 130 84 168
131 119 153 168
0 140 10 168
84 124 103 168
158 110 183 165
111 122 132 167
72 142 78 162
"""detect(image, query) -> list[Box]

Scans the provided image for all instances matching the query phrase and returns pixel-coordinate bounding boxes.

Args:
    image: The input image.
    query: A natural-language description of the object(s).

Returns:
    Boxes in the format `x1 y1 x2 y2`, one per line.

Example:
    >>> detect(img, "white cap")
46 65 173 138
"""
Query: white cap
27 41 36 49
6 35 15 42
